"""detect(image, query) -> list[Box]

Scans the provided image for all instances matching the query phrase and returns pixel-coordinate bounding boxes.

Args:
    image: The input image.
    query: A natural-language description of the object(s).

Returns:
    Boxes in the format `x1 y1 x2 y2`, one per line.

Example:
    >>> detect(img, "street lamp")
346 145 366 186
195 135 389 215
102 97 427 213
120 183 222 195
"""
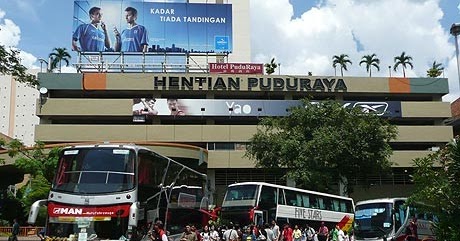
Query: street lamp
450 23 460 88
388 65 392 77
38 58 48 73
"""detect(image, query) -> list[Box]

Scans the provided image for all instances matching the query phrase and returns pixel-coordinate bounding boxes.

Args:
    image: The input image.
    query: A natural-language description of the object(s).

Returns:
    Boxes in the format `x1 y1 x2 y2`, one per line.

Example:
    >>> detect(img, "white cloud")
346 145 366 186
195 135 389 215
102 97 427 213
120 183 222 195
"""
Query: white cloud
0 18 21 47
251 0 457 101
0 8 38 70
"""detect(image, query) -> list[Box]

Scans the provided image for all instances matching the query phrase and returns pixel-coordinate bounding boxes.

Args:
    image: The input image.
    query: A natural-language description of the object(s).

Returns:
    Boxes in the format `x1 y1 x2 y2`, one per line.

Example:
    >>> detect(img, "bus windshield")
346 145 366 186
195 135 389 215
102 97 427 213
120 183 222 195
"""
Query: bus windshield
354 203 393 239
222 184 258 207
53 147 135 194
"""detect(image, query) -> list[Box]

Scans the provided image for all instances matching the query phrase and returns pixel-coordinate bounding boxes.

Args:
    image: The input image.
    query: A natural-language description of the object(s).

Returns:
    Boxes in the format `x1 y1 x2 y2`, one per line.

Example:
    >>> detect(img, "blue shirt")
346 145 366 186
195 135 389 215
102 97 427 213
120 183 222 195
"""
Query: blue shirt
120 24 148 52
73 23 106 52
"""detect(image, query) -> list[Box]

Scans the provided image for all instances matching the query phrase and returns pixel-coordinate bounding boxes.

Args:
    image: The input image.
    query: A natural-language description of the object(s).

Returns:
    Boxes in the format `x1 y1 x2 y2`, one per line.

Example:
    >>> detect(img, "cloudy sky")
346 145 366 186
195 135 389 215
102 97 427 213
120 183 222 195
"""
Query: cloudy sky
1 0 460 101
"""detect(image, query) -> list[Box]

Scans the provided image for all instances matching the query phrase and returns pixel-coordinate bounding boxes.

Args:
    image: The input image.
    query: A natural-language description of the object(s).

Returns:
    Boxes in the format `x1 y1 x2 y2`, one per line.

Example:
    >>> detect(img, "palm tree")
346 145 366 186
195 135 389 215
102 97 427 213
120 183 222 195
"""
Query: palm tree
332 54 352 76
264 57 278 75
393 52 413 78
426 61 444 77
49 47 71 73
359 54 380 77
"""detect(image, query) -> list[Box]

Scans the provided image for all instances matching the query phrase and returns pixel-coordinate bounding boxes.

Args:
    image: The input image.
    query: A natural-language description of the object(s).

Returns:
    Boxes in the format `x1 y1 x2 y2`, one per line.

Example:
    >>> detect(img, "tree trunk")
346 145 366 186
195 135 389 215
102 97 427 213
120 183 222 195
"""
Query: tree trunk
339 175 348 197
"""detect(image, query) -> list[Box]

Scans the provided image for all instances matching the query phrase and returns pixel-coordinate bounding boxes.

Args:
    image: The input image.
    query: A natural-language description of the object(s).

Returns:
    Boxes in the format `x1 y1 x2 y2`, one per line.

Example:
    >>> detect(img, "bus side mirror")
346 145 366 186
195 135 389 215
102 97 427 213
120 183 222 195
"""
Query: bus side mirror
28 199 48 225
128 202 139 227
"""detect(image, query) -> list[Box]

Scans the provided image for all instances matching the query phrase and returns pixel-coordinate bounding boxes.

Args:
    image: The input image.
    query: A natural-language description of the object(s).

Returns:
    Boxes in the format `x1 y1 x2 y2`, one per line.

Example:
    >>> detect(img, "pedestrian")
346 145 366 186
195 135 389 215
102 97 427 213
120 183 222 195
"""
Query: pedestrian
305 224 315 241
202 225 211 241
10 218 20 241
37 227 47 241
317 222 328 241
292 225 302 241
180 225 198 241
271 220 280 241
242 226 256 241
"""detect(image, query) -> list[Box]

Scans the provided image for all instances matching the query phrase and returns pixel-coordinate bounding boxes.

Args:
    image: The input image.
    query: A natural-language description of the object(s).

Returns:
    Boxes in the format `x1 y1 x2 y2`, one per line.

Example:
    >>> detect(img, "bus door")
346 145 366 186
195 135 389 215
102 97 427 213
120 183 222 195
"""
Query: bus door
254 210 265 226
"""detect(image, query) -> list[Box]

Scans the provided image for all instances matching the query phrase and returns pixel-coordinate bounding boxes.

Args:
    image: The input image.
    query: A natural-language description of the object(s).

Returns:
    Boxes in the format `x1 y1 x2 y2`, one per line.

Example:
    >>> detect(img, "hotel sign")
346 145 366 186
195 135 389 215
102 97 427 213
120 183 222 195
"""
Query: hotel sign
153 75 347 92
209 63 264 74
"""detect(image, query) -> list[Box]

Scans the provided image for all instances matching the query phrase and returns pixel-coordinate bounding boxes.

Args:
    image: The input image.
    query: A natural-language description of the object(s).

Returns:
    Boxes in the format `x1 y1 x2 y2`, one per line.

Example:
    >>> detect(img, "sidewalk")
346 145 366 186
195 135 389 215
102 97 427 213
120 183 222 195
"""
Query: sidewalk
0 237 40 241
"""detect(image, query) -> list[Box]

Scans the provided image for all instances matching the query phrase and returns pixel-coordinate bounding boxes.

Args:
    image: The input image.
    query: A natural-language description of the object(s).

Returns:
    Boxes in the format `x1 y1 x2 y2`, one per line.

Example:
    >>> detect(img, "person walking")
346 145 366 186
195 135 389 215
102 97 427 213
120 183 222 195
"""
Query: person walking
11 218 20 241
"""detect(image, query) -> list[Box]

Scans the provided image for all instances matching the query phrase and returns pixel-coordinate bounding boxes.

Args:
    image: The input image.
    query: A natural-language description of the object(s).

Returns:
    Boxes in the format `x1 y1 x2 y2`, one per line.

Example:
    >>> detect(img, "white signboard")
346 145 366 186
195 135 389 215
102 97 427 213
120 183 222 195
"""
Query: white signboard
276 204 354 222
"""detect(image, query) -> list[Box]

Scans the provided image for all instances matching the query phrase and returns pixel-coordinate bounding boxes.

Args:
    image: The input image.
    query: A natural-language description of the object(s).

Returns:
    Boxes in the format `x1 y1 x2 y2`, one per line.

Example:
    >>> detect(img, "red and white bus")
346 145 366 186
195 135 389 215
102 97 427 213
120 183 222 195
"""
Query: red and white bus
28 143 212 241
220 182 354 232
354 198 436 241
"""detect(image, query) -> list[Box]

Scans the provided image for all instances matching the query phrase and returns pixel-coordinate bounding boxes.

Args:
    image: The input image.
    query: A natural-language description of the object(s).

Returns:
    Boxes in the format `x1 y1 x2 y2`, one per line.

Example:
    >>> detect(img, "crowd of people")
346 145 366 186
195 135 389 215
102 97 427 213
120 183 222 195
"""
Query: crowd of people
145 220 353 241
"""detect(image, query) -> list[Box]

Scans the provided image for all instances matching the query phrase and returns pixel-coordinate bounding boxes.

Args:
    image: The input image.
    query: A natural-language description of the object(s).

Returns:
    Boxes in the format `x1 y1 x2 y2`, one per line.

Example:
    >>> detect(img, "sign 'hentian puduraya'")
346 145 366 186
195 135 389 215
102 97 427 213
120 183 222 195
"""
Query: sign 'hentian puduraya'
153 76 348 92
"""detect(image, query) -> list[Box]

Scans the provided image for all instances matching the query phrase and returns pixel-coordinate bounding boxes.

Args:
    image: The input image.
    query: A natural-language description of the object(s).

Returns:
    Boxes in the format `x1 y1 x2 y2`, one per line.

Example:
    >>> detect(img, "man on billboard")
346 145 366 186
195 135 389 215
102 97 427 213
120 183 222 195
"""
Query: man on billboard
72 6 111 52
114 7 149 52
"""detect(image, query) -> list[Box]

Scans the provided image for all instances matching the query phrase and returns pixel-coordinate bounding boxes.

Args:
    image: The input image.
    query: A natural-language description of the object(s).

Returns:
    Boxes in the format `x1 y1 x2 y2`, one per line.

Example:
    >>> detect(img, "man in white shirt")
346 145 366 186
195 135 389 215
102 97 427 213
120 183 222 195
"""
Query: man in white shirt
271 220 280 241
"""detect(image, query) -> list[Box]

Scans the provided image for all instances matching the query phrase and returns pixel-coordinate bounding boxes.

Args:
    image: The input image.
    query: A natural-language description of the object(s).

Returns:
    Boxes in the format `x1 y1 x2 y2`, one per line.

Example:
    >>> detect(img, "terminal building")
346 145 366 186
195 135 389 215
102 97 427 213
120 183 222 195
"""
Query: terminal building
0 0 454 202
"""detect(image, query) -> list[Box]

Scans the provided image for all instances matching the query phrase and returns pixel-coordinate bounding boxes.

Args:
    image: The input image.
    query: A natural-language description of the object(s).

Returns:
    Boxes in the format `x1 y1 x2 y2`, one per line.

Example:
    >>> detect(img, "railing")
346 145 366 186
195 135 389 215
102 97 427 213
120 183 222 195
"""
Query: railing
0 227 44 236
71 52 227 73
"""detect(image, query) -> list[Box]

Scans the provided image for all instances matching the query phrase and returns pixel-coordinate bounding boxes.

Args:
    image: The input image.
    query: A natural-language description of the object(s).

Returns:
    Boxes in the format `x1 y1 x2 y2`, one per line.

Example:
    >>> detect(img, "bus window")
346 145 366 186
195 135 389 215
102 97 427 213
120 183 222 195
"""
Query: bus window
278 188 286 205
340 201 347 212
322 197 331 211
259 186 277 209
318 197 325 210
310 195 319 209
285 190 299 206
332 199 340 212
301 194 310 208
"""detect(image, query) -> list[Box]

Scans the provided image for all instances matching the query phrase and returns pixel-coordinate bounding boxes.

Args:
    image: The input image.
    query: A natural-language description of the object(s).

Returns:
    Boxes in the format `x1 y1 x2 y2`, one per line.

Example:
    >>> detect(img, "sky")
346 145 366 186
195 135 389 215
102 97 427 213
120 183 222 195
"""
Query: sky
0 0 460 101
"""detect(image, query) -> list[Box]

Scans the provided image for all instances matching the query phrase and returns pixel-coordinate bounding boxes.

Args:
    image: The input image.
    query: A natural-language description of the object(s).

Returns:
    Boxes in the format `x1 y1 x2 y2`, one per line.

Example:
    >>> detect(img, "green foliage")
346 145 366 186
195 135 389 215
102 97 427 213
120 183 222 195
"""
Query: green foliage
359 54 380 77
393 52 414 78
426 61 444 78
408 137 460 241
0 195 23 223
245 99 398 194
0 44 38 86
332 54 352 77
17 175 51 218
0 139 59 222
6 139 60 183
49 47 71 73
264 57 278 75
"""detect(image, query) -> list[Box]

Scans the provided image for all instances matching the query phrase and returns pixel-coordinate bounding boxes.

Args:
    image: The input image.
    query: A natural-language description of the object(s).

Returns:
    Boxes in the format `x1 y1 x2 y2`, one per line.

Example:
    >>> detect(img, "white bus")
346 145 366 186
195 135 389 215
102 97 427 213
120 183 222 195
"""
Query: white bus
354 198 436 241
28 143 213 241
220 182 354 232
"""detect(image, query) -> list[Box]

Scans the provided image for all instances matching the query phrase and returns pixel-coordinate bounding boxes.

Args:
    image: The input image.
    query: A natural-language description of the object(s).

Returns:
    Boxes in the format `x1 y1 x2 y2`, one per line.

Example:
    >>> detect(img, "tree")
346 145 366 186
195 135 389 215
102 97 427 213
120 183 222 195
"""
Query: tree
332 54 352 76
1 139 60 184
0 44 38 86
359 54 380 77
49 47 71 73
408 137 460 241
393 52 413 78
264 57 278 75
426 61 444 78
0 139 60 223
245 99 398 195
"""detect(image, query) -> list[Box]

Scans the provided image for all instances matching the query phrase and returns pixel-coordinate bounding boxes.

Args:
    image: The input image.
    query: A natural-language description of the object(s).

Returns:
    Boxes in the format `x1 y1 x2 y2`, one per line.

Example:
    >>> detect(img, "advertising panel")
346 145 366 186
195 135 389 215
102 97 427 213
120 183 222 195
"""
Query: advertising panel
132 99 402 118
72 1 233 53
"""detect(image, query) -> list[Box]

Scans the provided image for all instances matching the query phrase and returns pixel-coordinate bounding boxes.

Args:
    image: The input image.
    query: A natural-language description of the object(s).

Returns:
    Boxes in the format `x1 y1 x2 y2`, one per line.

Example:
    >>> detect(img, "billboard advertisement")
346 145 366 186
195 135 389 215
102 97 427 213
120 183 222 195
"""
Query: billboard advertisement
132 99 402 118
72 1 233 53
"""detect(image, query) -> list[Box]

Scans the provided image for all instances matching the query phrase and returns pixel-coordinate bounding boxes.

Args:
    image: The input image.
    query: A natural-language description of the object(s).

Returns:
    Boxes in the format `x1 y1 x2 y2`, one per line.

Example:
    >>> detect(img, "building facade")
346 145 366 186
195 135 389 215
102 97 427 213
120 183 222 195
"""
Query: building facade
33 72 452 202
0 70 40 146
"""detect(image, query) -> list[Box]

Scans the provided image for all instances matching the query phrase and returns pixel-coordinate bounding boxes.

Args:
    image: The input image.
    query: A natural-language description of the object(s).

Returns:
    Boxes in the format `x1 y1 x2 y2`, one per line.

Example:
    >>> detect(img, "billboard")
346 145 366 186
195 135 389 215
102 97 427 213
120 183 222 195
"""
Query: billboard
72 1 233 53
132 99 402 118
